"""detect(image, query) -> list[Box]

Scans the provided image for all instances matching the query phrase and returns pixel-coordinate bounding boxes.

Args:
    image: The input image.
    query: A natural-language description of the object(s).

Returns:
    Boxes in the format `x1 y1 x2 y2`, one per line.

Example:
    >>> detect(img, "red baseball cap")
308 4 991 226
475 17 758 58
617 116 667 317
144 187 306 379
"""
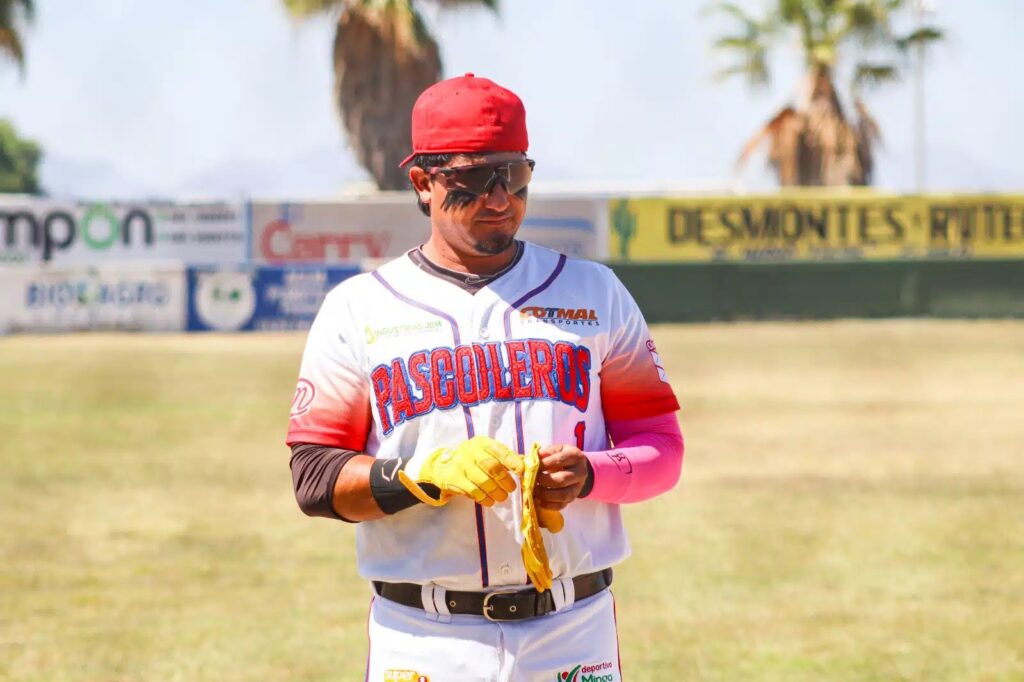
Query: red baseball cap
399 73 528 167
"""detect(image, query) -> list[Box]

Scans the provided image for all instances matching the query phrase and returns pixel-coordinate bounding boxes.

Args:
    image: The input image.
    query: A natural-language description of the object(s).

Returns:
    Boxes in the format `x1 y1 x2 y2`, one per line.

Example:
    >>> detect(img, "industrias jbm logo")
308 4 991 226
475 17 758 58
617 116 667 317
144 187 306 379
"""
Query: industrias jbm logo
0 203 154 262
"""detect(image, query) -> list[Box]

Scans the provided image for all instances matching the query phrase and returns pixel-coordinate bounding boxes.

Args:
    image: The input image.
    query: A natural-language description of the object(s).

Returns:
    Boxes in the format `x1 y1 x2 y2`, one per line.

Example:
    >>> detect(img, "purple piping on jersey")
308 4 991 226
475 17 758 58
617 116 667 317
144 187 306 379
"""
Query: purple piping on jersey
372 271 463 343
364 596 373 681
371 270 490 587
371 271 474 435
502 254 568 456
514 402 526 455
613 591 623 678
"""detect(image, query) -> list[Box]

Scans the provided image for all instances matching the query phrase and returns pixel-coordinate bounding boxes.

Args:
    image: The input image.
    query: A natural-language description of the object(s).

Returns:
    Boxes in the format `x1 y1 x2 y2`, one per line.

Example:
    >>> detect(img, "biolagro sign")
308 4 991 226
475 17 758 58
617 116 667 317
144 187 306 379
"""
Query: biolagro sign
0 200 246 264
0 263 187 332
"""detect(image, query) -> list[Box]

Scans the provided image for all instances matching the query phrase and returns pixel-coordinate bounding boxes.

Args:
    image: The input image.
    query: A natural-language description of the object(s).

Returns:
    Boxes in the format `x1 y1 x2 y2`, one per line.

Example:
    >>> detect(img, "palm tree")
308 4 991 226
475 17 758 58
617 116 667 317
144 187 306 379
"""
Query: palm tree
0 0 34 72
708 0 942 186
284 0 497 190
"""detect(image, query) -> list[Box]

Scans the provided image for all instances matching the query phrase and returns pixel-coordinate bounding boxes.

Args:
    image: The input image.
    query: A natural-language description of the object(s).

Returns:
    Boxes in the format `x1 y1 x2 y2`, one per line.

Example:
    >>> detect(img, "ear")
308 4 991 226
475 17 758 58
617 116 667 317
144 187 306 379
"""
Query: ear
409 167 433 206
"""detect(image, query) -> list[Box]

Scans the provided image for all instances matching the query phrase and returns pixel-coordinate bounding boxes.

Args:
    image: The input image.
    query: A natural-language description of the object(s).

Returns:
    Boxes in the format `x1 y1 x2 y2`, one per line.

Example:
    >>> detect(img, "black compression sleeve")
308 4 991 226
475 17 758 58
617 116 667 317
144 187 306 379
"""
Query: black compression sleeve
289 443 360 522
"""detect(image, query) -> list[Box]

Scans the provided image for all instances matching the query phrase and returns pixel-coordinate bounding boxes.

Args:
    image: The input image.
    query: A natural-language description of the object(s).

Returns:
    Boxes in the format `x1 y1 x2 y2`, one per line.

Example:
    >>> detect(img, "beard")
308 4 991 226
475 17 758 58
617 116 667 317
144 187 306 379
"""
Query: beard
473 232 516 256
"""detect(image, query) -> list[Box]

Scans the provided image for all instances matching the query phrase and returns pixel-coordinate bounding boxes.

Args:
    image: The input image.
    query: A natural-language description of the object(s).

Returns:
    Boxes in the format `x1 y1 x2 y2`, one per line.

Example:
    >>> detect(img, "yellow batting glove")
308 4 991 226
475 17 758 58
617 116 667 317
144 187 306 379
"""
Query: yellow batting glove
521 443 555 592
538 506 564 533
398 436 523 508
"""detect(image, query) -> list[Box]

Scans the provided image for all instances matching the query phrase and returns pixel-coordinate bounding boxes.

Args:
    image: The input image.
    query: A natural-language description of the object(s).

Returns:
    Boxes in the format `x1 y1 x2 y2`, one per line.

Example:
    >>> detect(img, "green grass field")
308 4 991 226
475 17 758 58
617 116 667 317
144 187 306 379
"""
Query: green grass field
2 321 1023 681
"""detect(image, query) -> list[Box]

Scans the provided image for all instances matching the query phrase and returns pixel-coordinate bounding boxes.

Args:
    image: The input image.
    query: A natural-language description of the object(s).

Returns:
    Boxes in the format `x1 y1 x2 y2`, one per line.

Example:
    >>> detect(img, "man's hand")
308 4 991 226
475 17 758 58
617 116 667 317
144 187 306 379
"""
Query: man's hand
535 444 591 511
399 436 523 507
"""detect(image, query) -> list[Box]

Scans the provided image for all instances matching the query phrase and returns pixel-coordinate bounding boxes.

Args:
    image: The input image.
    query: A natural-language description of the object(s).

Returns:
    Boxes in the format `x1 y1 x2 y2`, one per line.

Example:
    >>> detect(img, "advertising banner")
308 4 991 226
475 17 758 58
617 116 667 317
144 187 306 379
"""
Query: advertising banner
0 200 246 265
0 262 186 333
608 194 1024 262
250 197 606 264
520 198 605 259
187 266 360 332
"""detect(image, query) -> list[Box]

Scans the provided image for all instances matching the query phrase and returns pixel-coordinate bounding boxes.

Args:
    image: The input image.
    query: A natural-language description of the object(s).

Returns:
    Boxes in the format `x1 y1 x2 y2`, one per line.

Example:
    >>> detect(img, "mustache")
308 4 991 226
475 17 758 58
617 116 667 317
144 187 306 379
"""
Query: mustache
476 210 515 221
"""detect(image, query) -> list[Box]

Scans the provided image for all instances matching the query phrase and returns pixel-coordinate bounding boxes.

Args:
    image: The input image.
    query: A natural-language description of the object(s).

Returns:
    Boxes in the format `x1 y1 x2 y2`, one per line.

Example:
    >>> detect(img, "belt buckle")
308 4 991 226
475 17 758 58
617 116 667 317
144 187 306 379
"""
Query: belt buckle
482 589 522 622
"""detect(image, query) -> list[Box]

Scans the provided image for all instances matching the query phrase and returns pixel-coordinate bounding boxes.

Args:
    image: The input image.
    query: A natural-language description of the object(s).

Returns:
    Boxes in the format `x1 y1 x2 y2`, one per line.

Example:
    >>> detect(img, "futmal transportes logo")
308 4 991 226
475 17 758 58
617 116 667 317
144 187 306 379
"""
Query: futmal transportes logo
520 305 599 326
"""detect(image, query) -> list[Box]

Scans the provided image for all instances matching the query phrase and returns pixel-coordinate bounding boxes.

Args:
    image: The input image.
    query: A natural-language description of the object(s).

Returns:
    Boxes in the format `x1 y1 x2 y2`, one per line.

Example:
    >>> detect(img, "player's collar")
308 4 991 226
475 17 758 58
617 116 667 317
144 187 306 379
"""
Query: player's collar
407 240 524 295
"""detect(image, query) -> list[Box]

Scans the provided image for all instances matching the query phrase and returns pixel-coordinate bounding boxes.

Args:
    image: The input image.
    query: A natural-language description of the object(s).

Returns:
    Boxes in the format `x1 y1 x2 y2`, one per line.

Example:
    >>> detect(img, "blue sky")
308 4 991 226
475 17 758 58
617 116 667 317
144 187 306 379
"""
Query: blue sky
0 0 1020 198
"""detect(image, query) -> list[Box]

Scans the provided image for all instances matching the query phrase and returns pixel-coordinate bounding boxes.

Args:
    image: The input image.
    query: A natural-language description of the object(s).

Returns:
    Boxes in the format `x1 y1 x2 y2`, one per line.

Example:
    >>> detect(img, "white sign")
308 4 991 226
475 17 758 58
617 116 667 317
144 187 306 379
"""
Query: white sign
251 200 417 264
0 200 246 265
520 198 606 259
192 270 258 332
0 263 187 333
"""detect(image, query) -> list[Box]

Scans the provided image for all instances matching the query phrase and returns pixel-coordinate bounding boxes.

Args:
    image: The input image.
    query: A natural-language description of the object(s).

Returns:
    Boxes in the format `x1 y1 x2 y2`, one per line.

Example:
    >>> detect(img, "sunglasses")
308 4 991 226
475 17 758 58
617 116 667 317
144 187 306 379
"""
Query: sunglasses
429 159 535 196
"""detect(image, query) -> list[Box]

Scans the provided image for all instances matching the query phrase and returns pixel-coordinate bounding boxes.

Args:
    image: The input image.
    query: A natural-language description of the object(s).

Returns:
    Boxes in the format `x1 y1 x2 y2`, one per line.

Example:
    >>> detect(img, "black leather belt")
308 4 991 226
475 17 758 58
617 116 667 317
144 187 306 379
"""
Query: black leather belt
373 568 613 622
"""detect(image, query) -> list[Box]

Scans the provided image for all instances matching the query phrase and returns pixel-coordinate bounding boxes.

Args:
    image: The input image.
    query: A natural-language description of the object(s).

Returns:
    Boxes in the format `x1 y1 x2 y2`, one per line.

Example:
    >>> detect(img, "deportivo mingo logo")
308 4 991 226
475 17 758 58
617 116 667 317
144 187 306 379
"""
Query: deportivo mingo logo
520 305 599 326
556 661 615 682
371 339 592 435
556 665 582 682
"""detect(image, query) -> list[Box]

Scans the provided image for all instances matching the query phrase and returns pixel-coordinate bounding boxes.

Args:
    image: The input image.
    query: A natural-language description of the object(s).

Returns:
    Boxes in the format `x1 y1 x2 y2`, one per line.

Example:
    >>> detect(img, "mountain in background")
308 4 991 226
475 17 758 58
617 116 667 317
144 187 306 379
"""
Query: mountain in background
172 146 370 198
40 146 372 200
41 153 156 199
37 145 1020 200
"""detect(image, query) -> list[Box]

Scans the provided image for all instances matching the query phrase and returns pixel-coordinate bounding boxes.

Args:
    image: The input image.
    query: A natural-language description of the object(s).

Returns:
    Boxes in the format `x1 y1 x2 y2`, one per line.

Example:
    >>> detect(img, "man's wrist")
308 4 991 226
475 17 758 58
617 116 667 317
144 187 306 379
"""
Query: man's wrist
369 457 439 515
578 455 596 498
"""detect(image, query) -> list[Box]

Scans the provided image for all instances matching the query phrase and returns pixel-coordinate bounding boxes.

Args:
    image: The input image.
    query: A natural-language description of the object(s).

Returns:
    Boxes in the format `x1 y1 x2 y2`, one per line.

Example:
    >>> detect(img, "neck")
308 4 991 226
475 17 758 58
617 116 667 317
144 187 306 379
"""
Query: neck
422 235 518 276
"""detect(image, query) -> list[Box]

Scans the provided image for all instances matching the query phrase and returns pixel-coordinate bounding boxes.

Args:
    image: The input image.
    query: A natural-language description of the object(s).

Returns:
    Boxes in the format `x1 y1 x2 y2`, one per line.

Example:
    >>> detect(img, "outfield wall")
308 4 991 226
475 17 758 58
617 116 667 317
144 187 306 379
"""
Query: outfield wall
611 259 1024 322
607 193 1024 321
2 193 1023 331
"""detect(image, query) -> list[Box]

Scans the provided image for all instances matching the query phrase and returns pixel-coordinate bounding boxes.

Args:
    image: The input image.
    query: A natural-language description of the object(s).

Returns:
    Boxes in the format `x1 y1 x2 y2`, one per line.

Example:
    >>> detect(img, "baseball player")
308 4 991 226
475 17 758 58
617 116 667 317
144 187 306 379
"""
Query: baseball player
288 73 684 681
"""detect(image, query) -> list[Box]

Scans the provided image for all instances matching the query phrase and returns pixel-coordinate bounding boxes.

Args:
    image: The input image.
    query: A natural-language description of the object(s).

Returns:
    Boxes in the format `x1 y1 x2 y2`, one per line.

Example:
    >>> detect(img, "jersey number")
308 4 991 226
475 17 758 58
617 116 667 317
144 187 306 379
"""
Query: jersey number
574 420 586 450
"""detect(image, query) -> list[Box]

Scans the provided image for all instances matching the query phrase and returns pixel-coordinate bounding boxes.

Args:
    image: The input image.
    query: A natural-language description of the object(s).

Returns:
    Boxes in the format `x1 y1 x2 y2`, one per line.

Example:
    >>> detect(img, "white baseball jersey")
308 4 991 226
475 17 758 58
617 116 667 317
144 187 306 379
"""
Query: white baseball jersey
287 241 678 590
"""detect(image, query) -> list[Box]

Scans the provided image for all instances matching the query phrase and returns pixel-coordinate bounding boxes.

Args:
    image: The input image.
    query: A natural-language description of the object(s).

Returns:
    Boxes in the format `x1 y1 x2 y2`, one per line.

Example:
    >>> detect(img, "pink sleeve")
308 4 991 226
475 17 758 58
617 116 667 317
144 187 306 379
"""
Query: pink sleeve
583 413 684 504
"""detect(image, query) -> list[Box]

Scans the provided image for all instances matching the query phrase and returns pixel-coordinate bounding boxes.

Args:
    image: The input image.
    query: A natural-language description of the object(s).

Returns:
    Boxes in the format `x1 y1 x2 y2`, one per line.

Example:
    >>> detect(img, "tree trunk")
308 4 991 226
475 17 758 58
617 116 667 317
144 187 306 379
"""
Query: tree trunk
741 67 878 187
790 64 868 186
333 8 442 190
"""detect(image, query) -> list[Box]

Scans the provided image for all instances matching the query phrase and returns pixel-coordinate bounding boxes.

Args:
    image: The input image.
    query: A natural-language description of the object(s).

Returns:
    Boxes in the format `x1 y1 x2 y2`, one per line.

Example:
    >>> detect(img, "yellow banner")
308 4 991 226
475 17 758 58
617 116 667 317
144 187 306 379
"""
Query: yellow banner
608 194 1024 262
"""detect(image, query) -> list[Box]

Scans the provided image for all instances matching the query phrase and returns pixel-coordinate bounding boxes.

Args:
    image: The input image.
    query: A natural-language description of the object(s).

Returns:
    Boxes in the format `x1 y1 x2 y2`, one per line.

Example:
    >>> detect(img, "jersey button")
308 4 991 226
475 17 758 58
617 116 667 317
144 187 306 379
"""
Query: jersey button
479 328 490 339
500 564 512 578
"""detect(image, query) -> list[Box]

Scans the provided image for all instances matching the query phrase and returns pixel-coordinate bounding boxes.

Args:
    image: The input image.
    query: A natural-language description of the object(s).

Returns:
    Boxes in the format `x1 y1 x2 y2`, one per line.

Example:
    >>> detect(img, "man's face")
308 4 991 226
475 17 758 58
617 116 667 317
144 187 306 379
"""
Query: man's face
410 151 530 257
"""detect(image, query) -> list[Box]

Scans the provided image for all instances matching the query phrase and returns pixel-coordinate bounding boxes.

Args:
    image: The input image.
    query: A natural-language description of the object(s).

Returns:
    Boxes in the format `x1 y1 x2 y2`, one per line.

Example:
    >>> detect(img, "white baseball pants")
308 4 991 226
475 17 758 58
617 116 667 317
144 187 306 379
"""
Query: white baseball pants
364 585 622 682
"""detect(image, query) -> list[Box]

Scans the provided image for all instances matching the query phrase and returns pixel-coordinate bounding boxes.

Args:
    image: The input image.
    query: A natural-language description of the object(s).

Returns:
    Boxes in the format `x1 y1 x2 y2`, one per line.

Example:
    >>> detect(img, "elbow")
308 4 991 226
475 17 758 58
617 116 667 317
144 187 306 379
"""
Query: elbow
289 448 331 518
651 432 683 498
294 490 321 518
653 419 684 494
620 430 684 504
